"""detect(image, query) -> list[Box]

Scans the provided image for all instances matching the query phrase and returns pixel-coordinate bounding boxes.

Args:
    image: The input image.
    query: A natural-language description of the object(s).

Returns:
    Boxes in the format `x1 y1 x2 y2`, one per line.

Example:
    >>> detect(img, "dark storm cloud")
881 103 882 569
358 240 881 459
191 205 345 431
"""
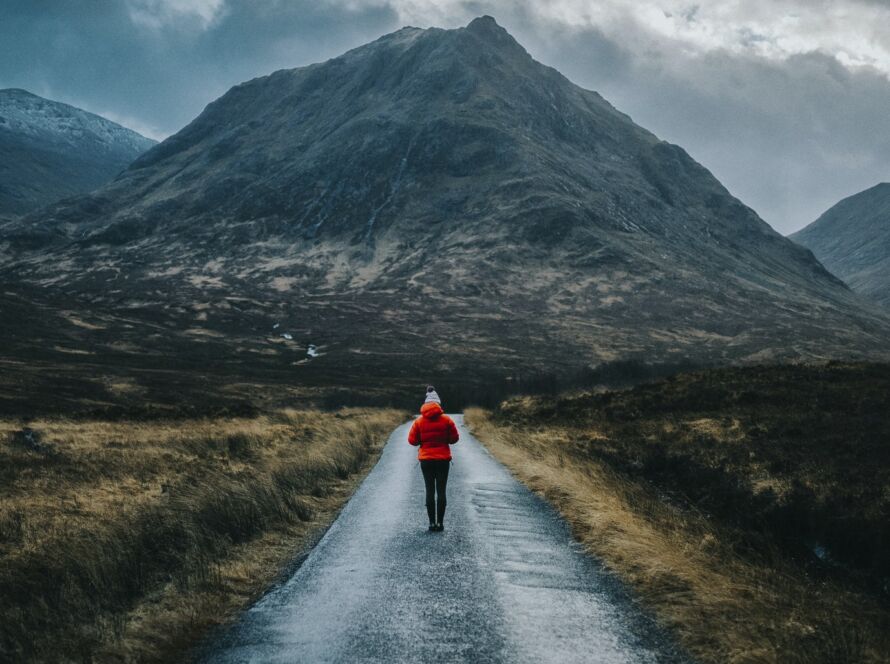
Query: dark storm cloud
2 0 889 233
0 0 397 139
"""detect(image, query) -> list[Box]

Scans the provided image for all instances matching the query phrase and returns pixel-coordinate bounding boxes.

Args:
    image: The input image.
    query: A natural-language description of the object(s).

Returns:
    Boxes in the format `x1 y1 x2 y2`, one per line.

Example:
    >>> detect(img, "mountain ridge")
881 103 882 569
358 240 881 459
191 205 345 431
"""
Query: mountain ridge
0 88 156 216
1 16 888 400
791 182 890 308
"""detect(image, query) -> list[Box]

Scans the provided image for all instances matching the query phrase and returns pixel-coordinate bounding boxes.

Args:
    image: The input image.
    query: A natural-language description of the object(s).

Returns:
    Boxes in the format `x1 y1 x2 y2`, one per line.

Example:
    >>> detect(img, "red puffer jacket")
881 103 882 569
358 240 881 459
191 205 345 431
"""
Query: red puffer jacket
408 402 459 461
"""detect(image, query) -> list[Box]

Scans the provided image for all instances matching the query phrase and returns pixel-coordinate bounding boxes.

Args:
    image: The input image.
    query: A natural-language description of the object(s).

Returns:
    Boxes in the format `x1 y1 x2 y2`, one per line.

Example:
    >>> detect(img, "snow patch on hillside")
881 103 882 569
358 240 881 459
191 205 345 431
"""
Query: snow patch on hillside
0 89 156 153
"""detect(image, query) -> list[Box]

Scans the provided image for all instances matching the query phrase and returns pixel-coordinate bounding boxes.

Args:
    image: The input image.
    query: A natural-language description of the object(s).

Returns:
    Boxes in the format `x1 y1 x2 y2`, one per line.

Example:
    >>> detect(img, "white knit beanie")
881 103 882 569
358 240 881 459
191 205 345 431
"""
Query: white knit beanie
424 386 441 404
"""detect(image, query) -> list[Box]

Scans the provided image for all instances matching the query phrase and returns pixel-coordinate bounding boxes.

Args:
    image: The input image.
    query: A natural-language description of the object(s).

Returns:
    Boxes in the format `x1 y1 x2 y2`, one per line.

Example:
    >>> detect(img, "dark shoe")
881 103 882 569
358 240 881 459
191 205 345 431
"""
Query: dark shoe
429 524 437 532
434 524 444 532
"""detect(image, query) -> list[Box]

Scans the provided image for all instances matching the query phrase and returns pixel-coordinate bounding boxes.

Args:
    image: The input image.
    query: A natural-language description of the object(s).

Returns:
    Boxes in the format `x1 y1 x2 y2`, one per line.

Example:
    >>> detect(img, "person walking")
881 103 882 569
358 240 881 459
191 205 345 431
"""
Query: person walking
408 386 459 532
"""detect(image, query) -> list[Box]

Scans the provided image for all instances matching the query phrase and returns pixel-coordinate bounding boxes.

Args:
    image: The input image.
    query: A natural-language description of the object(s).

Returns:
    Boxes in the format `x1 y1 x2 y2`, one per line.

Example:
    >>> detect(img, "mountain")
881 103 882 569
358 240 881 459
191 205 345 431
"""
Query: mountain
791 183 890 308
1 17 888 410
0 88 156 216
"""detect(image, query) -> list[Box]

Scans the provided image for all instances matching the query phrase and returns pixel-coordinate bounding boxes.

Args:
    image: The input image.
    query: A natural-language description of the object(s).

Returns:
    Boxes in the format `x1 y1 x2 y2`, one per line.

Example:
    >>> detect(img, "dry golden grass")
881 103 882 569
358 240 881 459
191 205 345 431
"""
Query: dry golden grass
0 407 405 663
465 408 890 664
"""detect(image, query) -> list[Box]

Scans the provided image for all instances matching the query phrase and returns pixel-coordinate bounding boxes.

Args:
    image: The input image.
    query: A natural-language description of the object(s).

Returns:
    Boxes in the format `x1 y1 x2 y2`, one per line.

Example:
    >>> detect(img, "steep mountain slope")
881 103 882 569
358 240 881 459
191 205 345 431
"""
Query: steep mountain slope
0 89 155 215
791 183 890 308
1 17 888 404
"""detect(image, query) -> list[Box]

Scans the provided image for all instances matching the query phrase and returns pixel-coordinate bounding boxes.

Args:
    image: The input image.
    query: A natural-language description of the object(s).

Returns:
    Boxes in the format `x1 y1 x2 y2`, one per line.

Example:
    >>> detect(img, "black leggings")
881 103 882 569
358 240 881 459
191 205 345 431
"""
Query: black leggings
420 460 450 525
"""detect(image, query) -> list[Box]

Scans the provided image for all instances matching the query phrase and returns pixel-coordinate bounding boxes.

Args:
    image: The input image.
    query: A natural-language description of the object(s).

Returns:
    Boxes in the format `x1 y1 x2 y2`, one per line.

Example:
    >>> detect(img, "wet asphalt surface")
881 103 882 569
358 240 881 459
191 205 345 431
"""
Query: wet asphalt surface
194 415 688 664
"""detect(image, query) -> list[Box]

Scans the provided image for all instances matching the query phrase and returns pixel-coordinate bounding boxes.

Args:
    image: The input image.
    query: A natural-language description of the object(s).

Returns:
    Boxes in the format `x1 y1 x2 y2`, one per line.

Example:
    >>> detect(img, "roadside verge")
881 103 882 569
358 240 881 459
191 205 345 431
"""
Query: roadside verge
465 405 889 664
0 408 406 663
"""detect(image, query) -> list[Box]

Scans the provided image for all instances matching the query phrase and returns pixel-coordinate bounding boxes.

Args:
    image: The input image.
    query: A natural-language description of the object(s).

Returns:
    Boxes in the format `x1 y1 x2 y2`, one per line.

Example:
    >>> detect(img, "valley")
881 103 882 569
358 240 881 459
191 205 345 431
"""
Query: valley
3 17 889 412
2 13 889 664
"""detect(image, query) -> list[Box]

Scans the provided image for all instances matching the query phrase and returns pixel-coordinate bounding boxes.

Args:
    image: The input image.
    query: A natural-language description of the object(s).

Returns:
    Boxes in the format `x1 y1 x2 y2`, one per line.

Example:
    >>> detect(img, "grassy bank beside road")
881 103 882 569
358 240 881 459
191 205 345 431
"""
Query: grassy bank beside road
0 407 404 663
466 362 890 663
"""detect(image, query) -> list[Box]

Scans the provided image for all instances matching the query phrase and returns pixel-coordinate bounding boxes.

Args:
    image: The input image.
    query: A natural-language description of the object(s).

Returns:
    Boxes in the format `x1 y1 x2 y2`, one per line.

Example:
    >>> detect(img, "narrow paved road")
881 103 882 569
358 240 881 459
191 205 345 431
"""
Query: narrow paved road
196 416 686 663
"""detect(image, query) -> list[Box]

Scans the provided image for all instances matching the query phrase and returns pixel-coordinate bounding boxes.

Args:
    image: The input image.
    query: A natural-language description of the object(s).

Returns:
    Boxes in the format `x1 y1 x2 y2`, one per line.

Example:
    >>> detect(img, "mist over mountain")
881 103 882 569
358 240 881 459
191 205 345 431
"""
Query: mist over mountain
2 16 888 399
791 183 890 309
0 89 156 217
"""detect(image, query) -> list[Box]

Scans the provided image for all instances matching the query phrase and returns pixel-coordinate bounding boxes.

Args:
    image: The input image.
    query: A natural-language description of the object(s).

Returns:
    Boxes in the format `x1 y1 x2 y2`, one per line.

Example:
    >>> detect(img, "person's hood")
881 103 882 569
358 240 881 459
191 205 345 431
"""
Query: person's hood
420 401 444 419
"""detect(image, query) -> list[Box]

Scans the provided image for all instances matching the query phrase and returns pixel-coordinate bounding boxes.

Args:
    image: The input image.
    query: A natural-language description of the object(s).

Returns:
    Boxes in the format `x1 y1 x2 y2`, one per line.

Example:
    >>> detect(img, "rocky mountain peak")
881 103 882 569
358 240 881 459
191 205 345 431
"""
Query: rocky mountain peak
3 20 889 370
461 15 531 63
465 15 510 39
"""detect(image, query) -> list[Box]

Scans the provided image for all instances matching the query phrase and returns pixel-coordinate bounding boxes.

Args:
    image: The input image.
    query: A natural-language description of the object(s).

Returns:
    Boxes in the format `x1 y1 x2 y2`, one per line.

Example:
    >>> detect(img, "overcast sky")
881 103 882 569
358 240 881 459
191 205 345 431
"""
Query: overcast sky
3 0 890 234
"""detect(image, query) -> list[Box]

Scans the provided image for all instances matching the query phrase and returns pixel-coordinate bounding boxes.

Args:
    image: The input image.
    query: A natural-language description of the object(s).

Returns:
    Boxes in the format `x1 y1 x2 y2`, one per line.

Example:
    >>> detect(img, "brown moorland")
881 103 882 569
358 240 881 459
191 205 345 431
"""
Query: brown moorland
0 407 405 663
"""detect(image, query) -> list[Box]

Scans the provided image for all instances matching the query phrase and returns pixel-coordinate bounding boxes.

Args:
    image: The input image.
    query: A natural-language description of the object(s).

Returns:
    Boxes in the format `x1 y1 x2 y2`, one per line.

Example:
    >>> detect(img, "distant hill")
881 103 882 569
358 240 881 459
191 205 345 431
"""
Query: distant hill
0 89 155 215
1 16 888 408
791 183 890 308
